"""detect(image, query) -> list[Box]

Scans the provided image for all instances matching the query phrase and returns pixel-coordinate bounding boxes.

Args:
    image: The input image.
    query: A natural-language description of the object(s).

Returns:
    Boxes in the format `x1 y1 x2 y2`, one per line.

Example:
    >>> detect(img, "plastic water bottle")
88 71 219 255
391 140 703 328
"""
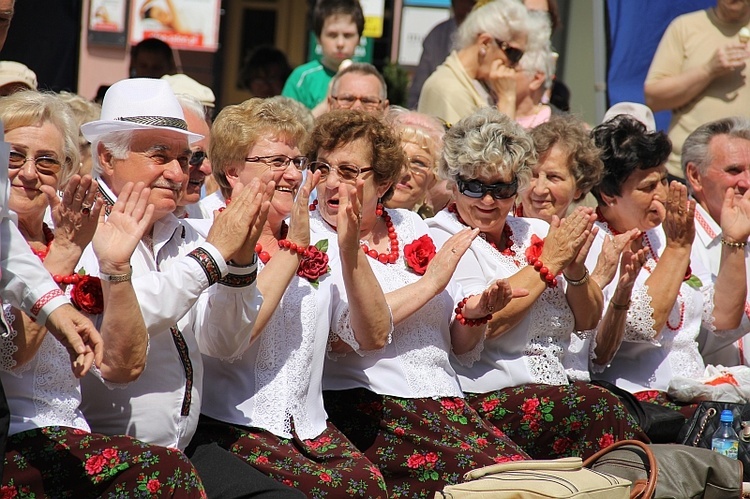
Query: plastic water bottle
712 409 739 459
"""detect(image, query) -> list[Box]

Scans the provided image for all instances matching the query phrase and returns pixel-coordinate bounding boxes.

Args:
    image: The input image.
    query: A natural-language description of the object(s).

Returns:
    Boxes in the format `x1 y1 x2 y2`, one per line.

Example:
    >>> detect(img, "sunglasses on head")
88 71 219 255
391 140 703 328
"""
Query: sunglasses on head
456 176 518 200
493 39 524 67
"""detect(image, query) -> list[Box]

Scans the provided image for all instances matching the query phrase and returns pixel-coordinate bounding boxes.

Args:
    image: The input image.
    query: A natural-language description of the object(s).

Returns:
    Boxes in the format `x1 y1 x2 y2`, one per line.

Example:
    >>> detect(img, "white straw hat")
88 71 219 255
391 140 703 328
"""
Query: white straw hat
81 78 203 144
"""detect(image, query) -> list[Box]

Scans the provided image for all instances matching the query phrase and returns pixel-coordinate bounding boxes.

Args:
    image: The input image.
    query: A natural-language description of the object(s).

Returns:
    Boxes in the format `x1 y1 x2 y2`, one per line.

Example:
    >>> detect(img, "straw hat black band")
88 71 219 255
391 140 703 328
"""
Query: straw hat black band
115 115 188 131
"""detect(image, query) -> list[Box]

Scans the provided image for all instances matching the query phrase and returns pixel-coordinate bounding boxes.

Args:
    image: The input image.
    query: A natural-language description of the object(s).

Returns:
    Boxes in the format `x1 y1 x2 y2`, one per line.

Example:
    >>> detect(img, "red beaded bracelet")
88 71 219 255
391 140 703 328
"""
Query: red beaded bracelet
53 273 81 285
527 256 558 288
454 295 493 327
277 239 309 257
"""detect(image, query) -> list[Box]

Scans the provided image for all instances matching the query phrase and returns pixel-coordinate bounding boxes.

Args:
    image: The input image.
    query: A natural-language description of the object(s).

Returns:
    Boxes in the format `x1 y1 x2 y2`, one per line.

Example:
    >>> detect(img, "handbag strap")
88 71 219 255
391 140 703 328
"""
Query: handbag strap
690 407 717 446
463 457 582 480
583 439 658 499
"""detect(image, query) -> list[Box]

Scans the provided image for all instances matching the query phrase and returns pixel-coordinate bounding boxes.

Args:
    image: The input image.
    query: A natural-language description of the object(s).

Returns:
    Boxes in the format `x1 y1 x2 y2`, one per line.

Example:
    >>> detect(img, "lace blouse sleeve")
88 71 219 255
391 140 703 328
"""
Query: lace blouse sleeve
621 285 661 345
0 304 20 373
327 303 394 360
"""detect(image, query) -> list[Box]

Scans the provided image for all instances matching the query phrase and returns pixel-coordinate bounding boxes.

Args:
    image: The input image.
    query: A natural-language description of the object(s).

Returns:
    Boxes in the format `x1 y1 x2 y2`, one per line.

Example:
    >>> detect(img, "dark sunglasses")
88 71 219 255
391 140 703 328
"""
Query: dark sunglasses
189 150 208 168
493 39 524 67
456 176 518 200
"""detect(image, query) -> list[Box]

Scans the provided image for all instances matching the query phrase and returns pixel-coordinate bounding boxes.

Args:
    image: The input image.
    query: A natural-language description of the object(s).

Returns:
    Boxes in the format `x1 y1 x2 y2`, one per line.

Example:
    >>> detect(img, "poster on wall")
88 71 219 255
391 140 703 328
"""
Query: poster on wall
88 0 129 46
129 0 221 52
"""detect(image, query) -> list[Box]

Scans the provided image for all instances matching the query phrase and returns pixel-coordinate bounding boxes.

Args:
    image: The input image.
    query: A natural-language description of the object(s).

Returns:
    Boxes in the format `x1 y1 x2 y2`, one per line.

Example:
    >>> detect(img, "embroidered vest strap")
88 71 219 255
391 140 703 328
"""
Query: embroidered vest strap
169 325 193 417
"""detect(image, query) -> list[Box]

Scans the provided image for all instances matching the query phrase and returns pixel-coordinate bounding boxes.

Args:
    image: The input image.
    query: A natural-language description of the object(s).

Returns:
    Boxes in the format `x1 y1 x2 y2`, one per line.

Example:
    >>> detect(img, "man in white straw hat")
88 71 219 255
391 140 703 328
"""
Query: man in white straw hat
76 78 304 498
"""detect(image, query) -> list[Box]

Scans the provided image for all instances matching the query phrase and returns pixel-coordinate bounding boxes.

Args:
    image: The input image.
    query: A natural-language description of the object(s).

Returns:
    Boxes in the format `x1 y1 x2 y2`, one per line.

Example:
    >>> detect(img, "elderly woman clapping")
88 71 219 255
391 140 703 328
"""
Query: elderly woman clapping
427 107 648 459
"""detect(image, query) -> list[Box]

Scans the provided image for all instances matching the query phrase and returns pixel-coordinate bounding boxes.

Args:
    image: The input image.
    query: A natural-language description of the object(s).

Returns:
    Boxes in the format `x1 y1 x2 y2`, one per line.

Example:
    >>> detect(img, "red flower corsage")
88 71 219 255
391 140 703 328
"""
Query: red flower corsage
297 239 330 289
404 234 436 275
70 273 104 314
524 234 544 263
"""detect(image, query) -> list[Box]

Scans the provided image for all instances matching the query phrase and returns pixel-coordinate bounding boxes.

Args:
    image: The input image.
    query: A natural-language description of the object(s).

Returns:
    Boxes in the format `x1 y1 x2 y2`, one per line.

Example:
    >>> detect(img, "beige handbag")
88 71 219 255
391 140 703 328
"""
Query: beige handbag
435 456 633 498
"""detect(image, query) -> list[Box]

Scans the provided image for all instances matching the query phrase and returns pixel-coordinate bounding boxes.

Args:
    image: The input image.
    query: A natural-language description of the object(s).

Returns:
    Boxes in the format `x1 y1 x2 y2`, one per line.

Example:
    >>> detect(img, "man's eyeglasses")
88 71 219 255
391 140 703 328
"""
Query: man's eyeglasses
189 150 208 168
245 155 308 171
8 151 62 175
331 94 383 110
308 161 373 182
456 176 518 200
493 39 524 68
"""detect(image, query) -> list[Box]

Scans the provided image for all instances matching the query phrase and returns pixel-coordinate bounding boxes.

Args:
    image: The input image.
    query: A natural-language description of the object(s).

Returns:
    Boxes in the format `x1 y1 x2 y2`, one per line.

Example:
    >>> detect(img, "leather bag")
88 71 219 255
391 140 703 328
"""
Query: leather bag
435 456 633 498
585 440 742 498
677 401 750 481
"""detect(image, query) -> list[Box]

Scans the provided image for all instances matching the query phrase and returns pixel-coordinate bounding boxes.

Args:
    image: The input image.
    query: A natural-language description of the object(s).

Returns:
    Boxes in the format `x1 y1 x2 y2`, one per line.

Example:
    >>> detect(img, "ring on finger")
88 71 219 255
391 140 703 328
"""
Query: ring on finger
487 304 494 313
81 203 92 215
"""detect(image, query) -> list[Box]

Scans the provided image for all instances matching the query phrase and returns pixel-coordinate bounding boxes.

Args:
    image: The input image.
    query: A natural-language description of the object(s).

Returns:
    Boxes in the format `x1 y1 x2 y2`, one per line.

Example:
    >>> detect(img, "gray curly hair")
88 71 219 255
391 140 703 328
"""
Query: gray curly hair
438 107 535 190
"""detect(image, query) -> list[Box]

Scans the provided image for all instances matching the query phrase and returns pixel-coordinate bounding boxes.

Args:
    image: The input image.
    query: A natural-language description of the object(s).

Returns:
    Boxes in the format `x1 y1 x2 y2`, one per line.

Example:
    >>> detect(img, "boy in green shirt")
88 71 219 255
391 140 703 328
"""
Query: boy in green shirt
281 0 364 113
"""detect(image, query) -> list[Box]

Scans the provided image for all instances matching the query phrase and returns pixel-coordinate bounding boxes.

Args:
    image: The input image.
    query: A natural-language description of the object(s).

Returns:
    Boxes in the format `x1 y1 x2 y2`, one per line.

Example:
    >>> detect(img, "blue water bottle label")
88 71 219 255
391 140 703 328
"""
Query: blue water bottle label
712 438 739 459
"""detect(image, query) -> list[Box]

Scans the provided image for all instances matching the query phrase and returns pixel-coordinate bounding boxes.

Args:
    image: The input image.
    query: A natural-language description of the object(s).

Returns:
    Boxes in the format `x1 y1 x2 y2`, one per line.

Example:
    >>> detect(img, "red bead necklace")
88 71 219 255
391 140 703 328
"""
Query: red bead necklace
29 223 55 261
252 221 310 264
310 199 400 264
448 203 516 260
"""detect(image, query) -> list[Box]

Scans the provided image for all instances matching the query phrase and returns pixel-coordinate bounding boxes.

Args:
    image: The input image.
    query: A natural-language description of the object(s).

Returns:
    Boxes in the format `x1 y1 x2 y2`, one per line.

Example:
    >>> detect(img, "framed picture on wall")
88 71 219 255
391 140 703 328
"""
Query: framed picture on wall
88 0 129 47
129 0 222 52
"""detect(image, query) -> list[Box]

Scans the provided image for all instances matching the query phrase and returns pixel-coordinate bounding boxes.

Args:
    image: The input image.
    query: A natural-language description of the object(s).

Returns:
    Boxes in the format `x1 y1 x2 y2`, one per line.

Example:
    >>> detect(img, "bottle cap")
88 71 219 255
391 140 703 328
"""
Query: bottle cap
721 409 734 423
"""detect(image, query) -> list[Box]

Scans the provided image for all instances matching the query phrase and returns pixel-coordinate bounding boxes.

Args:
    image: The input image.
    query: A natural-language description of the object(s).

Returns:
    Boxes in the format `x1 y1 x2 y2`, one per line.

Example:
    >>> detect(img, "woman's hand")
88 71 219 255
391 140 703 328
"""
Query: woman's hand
93 182 154 274
336 180 365 257
462 279 529 319
662 181 695 250
719 187 750 244
43 175 104 252
287 170 321 249
422 227 479 296
540 206 596 274
591 229 641 288
617 247 647 291
488 59 517 97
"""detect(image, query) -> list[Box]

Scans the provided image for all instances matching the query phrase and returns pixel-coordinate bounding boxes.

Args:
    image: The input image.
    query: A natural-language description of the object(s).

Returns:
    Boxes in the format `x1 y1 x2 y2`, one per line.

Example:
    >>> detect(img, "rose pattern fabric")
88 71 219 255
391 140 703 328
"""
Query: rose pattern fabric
1 426 206 498
467 382 649 459
323 388 529 498
192 417 387 499
404 235 436 275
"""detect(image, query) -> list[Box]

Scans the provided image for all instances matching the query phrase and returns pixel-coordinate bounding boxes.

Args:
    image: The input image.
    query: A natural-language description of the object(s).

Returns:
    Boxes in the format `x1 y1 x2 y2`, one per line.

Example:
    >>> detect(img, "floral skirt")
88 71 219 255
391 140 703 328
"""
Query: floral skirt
1 426 206 498
323 388 529 499
193 415 388 499
634 390 699 420
466 382 649 460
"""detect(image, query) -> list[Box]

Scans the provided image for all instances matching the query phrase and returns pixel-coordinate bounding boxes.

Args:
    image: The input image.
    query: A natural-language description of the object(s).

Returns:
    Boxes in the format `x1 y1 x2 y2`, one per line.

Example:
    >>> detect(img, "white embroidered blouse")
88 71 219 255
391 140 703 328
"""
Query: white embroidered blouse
201 215 352 440
583 222 715 393
428 210 577 393
320 208 467 399
0 305 90 436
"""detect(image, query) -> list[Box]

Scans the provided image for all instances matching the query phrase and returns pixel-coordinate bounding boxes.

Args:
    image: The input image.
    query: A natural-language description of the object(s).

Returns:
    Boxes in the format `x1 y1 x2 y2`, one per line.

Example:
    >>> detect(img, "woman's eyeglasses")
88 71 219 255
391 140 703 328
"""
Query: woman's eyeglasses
493 39 524 68
245 155 308 171
456 176 518 200
308 161 373 182
8 151 62 175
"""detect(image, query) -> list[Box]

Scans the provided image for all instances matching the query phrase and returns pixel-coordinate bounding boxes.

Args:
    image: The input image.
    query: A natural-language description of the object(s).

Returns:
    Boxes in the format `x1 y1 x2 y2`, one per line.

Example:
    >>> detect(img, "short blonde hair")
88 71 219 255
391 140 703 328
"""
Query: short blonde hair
210 97 308 198
0 90 81 187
